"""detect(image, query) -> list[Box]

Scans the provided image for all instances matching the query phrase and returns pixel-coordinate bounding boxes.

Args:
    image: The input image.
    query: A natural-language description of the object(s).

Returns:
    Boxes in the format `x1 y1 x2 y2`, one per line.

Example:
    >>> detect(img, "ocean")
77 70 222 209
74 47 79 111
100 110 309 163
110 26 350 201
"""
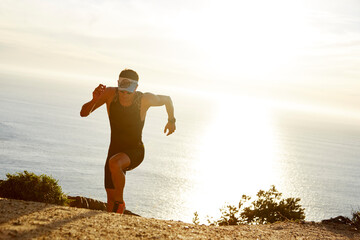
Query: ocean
1 73 360 223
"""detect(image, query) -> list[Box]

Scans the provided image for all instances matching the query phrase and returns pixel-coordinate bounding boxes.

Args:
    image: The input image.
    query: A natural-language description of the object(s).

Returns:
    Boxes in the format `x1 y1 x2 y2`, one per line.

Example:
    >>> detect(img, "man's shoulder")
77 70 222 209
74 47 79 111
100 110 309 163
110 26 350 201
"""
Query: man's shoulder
142 92 156 98
101 87 116 103
140 92 156 107
105 87 117 95
141 92 157 101
106 87 117 91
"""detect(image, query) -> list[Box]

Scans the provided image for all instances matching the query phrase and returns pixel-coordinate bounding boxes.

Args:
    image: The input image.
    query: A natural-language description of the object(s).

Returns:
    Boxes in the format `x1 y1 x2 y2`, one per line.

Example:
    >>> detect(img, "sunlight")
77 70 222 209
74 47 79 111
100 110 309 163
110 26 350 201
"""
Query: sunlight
188 95 280 216
171 1 312 79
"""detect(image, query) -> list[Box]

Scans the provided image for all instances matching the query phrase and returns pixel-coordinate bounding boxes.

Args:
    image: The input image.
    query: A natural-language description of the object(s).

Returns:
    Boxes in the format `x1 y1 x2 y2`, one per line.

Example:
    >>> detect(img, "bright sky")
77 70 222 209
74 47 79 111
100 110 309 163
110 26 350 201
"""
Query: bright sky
0 0 359 113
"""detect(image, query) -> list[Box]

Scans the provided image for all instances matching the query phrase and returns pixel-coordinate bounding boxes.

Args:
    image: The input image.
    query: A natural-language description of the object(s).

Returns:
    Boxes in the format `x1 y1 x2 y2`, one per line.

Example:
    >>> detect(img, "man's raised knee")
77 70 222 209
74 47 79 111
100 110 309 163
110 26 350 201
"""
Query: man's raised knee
109 153 130 172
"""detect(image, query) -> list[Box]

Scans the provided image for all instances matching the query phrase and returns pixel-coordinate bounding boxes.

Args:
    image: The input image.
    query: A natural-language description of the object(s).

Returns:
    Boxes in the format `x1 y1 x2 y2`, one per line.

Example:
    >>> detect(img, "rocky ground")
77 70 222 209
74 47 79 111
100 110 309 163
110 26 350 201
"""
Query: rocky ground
0 198 359 239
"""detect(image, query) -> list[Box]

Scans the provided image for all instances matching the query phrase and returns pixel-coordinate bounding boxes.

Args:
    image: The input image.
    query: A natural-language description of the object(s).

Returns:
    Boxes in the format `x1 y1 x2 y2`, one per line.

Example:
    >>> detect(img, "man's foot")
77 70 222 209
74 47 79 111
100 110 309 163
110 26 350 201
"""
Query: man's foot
112 201 125 214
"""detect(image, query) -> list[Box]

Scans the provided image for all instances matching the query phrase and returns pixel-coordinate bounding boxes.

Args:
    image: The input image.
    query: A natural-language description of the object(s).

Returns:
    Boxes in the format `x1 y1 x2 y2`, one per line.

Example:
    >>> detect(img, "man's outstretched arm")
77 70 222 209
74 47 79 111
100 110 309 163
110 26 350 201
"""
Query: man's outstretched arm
143 93 176 136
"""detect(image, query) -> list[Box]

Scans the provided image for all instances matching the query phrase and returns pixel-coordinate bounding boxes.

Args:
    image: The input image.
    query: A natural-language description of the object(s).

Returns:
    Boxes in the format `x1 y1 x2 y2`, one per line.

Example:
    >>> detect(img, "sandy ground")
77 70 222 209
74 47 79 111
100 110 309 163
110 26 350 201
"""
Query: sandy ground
0 198 359 239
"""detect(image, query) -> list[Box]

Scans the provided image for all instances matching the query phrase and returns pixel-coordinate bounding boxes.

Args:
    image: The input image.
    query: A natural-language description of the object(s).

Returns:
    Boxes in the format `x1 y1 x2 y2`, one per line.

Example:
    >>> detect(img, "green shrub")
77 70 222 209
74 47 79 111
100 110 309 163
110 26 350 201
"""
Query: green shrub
240 185 305 224
0 170 69 205
209 185 305 226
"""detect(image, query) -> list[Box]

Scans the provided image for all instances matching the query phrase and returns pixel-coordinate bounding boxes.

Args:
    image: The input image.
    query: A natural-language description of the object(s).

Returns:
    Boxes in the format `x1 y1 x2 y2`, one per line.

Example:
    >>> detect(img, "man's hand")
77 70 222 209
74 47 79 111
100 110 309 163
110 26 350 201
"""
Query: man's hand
92 84 106 100
164 122 176 136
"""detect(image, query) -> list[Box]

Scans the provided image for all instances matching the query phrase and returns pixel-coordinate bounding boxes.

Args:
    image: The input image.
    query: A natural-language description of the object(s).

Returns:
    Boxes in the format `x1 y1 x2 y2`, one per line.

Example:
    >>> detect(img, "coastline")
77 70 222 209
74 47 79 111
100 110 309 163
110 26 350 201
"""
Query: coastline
1 198 359 239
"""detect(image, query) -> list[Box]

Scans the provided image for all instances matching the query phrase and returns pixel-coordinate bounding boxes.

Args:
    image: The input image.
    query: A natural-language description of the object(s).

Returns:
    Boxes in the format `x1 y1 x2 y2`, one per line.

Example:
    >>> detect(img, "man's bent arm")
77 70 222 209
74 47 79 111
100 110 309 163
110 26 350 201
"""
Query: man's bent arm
80 85 109 117
80 99 98 117
162 95 175 121
144 93 176 135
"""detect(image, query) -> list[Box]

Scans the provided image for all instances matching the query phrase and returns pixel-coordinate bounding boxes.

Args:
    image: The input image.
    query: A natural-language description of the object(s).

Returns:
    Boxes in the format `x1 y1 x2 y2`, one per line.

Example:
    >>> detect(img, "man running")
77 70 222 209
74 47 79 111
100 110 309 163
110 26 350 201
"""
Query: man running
80 69 176 214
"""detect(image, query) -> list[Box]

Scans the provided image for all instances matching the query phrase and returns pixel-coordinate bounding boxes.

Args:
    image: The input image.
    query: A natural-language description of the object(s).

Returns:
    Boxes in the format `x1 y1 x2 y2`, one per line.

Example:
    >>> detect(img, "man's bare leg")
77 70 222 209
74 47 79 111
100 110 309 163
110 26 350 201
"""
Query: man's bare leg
106 188 116 212
107 153 130 212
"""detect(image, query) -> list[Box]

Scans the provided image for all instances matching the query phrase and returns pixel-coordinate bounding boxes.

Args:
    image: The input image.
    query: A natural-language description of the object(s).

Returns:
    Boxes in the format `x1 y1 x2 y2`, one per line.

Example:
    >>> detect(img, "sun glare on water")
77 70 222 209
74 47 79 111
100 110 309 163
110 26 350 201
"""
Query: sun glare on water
187 95 281 216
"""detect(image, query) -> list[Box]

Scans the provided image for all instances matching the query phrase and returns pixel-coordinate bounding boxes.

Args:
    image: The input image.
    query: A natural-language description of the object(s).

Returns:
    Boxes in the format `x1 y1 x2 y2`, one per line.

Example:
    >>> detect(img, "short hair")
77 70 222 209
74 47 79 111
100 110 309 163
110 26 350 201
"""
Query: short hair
119 69 139 81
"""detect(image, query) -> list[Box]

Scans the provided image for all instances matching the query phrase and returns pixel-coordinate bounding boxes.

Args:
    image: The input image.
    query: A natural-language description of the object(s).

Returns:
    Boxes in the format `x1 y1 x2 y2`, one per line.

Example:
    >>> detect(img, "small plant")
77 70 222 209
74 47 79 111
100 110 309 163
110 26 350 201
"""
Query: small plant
0 170 69 205
352 211 360 228
217 204 240 226
192 211 200 225
208 185 305 225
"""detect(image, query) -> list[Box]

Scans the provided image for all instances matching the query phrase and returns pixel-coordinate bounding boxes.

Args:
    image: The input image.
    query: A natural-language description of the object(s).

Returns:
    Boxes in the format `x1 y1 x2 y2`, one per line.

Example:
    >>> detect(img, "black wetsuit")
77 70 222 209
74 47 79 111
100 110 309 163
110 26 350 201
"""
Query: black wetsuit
104 90 145 189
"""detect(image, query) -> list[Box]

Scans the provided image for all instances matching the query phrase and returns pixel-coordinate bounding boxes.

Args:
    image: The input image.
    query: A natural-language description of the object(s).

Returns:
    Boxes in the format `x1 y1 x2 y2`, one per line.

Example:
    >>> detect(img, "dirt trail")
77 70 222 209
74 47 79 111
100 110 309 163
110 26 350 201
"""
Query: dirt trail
0 198 359 239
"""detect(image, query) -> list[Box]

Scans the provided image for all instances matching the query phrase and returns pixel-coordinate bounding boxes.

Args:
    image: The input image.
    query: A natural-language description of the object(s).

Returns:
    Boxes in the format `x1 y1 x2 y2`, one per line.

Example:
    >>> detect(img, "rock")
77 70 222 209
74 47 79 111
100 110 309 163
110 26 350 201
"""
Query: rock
88 197 107 211
12 220 22 226
66 196 140 216
322 216 352 225
124 209 140 216
272 226 283 230
67 196 105 211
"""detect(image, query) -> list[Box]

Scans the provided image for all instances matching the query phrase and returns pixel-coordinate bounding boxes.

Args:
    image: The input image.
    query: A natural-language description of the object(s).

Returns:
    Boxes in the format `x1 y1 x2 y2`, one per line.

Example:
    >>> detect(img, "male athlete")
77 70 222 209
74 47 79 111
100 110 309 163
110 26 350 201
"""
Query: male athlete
80 69 176 213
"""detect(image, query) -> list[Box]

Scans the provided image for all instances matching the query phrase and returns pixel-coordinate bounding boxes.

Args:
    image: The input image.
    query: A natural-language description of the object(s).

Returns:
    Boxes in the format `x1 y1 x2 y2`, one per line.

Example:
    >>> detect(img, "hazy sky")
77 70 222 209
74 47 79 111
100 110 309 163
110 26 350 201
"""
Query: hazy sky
0 0 359 114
